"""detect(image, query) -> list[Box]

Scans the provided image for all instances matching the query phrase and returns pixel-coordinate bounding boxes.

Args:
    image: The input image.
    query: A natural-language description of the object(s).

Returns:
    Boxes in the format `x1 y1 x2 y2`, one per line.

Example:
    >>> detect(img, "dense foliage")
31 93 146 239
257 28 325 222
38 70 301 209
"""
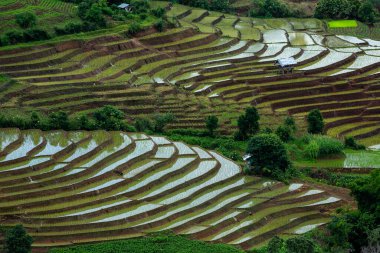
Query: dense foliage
15 12 37 29
48 233 243 253
344 136 366 150
306 109 324 134
249 0 292 18
246 134 291 177
0 106 134 132
315 0 377 23
173 0 231 12
205 115 219 136
5 225 33 253
303 135 344 159
234 107 260 141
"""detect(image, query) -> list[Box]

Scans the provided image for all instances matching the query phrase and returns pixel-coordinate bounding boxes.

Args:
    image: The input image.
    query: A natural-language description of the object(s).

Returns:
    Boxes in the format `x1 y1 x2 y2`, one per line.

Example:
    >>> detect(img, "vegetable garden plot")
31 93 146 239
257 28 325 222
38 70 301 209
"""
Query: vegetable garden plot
0 129 346 250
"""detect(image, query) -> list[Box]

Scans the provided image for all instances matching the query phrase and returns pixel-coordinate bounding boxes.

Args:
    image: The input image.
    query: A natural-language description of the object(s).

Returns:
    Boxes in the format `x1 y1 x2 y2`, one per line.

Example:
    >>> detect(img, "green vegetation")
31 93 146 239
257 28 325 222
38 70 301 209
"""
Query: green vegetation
5 225 33 253
307 109 324 135
235 107 260 141
328 20 358 28
205 115 219 137
48 233 243 253
245 134 292 179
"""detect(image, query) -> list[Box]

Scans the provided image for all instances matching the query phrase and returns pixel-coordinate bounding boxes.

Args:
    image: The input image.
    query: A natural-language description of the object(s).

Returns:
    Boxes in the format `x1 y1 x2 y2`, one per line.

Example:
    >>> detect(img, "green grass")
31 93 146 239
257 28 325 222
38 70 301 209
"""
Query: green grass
328 20 358 28
48 233 244 253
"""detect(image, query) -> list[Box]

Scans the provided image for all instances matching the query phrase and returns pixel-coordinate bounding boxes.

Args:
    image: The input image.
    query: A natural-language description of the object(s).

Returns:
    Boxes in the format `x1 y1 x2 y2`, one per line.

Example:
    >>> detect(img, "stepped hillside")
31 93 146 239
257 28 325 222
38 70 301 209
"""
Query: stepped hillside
0 129 350 251
0 2 380 145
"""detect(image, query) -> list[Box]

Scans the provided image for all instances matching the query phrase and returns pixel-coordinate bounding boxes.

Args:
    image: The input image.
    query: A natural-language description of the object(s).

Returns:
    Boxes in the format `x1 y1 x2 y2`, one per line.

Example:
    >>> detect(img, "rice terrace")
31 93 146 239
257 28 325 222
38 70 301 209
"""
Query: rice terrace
0 0 379 253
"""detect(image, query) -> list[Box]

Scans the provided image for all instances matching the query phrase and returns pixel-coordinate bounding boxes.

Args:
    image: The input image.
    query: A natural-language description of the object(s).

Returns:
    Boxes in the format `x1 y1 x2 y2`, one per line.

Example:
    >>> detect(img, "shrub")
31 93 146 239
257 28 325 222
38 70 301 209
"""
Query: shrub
5 224 33 253
154 19 165 32
250 0 291 18
344 136 365 150
128 22 142 35
54 22 84 36
307 109 324 134
246 134 291 176
23 28 51 42
151 7 166 18
134 117 153 132
304 140 319 160
205 115 219 137
267 236 285 253
153 113 175 133
275 125 292 142
5 30 24 44
49 111 70 130
15 12 37 29
284 116 296 132
313 135 344 156
358 0 376 24
93 105 127 131
285 236 316 253
235 107 260 140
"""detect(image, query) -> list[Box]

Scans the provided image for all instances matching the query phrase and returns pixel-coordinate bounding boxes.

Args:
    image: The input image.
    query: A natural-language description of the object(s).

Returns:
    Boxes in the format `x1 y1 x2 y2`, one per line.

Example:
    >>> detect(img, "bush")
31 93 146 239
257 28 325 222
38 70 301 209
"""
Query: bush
275 125 293 142
93 105 127 131
285 236 316 253
307 109 324 134
54 22 84 36
5 30 24 44
235 107 260 141
23 28 51 42
154 19 165 32
128 22 142 35
205 115 219 137
250 0 291 18
49 111 70 130
153 113 175 133
304 140 319 160
15 12 37 29
267 236 285 253
134 117 153 132
5 224 33 253
151 7 166 18
358 0 376 24
246 134 291 176
344 136 365 150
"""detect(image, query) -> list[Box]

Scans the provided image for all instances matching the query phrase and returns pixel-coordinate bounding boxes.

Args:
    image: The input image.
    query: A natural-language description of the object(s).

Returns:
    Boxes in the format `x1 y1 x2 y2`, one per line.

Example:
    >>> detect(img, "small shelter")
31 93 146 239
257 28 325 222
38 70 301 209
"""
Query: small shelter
275 57 297 74
117 3 132 12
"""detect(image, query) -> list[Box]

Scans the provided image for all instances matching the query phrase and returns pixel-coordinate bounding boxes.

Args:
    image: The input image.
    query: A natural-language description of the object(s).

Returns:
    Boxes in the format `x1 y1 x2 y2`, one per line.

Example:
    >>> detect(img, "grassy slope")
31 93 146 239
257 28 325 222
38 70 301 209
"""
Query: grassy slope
48 234 244 253
0 0 80 34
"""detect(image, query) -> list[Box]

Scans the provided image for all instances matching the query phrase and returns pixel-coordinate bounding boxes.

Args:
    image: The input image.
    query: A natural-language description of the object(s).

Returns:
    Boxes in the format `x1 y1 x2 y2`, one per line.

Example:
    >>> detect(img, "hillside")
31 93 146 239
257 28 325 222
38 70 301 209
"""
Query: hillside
0 2 380 145
0 129 349 251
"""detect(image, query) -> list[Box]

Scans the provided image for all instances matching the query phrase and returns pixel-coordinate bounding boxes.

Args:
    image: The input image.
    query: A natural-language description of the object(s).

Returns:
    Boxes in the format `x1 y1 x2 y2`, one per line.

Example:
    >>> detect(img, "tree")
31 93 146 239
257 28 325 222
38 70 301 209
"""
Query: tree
153 113 175 133
284 116 296 132
15 12 36 29
275 125 292 142
285 236 316 253
205 115 219 137
246 134 291 176
245 107 260 135
210 0 230 12
134 117 153 132
307 109 324 134
5 224 33 253
49 111 69 130
30 112 41 129
350 169 380 222
267 236 285 253
235 107 260 140
358 0 376 24
93 105 126 131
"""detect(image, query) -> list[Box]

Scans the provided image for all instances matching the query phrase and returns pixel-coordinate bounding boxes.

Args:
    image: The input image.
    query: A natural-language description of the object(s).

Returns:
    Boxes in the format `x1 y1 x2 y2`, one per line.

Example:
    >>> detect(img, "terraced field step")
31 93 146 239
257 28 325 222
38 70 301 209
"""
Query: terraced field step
0 128 347 251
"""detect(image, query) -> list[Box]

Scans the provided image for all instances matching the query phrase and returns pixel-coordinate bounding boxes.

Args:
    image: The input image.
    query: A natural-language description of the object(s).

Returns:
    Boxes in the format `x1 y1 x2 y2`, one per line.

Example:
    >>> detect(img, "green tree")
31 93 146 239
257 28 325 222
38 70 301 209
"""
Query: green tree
267 236 285 253
15 12 36 29
246 134 291 176
307 109 324 134
350 169 380 221
284 116 296 132
285 236 316 253
93 105 126 131
153 113 175 133
358 0 376 24
5 224 33 253
49 111 69 130
30 111 41 129
134 117 153 132
210 0 230 12
275 125 292 142
235 107 260 140
205 115 219 137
